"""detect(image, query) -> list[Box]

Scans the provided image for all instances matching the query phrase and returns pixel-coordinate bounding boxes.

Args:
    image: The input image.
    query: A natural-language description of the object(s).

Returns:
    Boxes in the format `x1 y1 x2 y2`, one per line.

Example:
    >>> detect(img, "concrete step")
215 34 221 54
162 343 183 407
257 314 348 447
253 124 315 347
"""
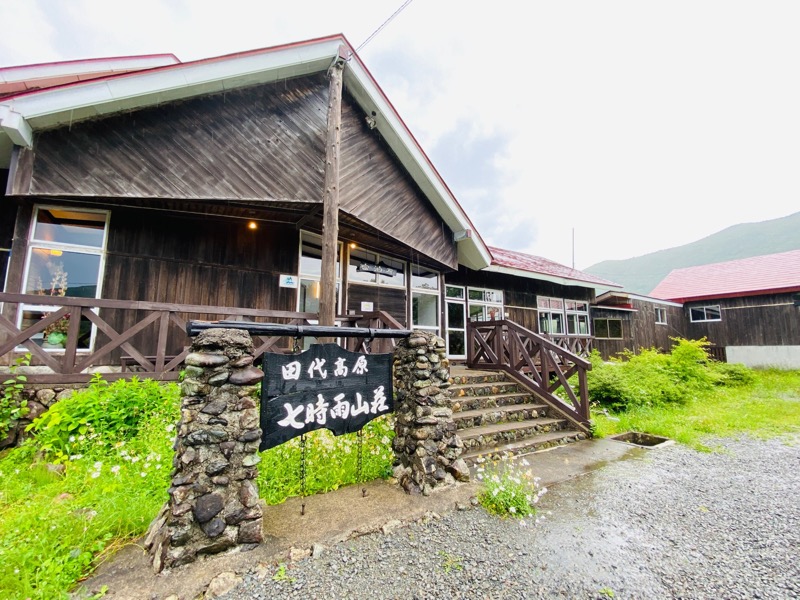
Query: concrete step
459 418 569 452
451 391 537 413
453 403 549 429
461 429 589 466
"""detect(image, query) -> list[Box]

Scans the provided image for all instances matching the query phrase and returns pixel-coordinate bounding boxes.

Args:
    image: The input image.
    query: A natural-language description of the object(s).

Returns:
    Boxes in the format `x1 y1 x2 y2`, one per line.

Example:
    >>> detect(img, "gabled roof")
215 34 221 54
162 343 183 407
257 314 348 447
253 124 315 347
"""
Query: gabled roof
487 246 622 290
0 35 492 271
650 249 800 302
0 54 180 98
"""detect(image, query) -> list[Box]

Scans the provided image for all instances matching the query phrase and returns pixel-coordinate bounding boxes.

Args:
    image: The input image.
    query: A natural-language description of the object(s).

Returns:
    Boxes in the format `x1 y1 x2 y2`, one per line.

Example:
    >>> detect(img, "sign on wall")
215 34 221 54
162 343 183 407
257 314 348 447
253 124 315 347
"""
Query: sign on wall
260 344 394 451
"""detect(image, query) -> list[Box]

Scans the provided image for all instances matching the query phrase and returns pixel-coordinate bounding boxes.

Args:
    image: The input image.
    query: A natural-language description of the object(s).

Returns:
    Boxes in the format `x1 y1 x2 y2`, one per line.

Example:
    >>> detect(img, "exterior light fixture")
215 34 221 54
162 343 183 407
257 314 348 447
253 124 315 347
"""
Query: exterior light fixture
247 221 258 230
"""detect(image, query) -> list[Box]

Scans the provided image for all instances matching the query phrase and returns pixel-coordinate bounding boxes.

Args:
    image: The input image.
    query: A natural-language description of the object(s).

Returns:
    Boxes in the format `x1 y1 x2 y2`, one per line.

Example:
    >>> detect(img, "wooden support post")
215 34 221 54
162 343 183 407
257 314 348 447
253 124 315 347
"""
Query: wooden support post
319 56 345 337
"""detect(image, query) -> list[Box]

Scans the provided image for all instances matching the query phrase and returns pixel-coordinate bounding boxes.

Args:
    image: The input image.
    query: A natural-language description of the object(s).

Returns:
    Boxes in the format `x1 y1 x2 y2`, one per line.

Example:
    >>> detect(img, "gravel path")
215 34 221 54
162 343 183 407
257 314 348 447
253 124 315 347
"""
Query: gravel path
219 435 800 600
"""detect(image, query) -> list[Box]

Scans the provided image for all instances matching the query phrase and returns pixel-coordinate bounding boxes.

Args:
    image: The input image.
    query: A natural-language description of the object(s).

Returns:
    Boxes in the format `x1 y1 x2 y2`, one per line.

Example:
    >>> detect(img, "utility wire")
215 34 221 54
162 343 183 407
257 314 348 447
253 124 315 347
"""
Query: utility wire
356 0 414 52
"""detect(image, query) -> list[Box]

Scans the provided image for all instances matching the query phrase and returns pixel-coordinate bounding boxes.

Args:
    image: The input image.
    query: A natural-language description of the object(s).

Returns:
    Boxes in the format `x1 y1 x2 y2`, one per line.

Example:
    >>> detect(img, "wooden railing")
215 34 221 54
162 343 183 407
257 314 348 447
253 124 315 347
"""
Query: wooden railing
466 319 592 429
549 335 593 358
0 294 404 384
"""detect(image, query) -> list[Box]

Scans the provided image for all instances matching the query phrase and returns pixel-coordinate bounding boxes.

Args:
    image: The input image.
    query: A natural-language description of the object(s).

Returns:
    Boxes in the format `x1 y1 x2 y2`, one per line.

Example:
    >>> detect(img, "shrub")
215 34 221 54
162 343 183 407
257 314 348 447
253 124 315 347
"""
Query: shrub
587 338 752 411
711 361 756 387
27 374 179 461
0 354 31 444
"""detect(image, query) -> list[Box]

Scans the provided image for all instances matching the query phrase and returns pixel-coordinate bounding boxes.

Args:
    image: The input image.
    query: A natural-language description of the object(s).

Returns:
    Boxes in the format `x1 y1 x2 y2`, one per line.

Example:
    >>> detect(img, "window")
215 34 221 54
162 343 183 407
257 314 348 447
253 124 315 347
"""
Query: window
445 285 466 358
297 232 342 314
20 207 109 350
655 307 667 325
411 265 440 336
566 300 590 336
537 296 565 335
689 305 721 322
467 288 504 321
593 318 623 339
347 248 405 288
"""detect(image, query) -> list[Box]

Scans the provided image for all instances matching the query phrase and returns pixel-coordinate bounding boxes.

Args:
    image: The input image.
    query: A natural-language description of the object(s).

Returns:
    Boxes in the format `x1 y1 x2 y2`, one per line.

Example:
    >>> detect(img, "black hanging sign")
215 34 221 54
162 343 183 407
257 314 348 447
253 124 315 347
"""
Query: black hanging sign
357 261 397 277
260 343 394 451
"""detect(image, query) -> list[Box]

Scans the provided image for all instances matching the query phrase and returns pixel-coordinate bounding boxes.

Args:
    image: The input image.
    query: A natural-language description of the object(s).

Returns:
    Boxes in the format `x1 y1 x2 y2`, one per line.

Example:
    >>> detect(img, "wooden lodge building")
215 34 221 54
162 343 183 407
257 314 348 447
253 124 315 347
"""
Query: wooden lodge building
0 36 620 385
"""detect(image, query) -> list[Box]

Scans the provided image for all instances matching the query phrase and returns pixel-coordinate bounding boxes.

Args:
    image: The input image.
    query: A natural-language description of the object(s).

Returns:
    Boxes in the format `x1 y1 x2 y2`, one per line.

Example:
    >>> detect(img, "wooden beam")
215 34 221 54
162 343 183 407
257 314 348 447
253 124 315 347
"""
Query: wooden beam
319 56 345 332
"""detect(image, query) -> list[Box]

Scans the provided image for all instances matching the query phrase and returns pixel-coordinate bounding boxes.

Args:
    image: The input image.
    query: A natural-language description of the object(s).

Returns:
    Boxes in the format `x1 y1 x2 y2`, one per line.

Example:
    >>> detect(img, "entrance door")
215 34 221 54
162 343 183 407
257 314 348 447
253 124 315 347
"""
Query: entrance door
445 285 466 359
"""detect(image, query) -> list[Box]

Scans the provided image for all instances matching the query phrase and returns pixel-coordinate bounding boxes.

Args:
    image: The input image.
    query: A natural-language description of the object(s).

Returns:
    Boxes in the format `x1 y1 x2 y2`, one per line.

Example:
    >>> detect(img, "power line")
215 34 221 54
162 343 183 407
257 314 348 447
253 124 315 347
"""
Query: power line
356 0 414 53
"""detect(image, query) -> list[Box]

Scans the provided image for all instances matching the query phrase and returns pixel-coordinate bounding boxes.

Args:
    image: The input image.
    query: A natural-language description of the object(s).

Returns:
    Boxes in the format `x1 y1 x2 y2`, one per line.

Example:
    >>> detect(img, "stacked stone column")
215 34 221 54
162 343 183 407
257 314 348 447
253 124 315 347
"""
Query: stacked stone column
145 329 265 572
392 331 469 495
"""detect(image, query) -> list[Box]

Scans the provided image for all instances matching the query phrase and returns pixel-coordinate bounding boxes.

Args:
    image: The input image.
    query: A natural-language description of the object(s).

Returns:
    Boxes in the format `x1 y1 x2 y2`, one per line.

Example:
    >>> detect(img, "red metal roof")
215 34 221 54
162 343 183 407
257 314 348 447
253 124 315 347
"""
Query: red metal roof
650 249 800 302
488 246 621 287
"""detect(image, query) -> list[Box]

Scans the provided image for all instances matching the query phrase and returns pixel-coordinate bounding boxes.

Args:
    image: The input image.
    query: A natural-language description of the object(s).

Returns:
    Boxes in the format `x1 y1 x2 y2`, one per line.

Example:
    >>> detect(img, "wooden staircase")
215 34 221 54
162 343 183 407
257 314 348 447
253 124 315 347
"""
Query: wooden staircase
450 366 589 465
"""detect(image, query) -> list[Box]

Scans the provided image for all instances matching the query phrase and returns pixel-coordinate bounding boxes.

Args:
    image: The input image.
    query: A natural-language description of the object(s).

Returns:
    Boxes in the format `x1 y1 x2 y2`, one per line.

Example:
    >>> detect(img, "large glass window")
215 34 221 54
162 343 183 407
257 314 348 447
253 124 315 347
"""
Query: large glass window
537 296 565 335
347 248 405 288
467 287 504 321
20 207 108 350
298 231 341 313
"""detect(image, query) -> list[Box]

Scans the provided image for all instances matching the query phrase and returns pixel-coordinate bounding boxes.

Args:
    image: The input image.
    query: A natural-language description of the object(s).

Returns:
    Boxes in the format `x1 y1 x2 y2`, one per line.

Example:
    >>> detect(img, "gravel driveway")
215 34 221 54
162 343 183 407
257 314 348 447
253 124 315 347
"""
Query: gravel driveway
219 435 800 600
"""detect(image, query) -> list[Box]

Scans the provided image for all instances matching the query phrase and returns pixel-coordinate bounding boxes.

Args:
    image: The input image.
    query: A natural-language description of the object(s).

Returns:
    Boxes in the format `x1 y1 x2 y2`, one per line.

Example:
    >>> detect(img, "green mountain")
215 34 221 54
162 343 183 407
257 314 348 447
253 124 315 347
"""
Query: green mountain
584 211 800 295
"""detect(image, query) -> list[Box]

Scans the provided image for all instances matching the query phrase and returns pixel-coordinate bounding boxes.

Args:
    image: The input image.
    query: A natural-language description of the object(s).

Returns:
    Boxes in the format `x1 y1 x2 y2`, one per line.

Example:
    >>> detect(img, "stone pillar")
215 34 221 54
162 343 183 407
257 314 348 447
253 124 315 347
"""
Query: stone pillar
144 329 265 573
392 330 469 495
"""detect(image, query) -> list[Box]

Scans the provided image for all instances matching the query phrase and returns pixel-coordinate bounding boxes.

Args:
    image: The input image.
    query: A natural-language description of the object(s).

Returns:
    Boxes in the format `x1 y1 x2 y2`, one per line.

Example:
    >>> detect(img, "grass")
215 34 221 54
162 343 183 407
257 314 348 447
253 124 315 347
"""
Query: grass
592 368 800 451
0 377 396 600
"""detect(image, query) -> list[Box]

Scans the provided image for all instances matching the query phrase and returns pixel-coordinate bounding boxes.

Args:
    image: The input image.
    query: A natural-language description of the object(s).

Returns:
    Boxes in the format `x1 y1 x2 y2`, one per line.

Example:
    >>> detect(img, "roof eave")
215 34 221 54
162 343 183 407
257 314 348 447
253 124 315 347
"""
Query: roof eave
484 264 622 290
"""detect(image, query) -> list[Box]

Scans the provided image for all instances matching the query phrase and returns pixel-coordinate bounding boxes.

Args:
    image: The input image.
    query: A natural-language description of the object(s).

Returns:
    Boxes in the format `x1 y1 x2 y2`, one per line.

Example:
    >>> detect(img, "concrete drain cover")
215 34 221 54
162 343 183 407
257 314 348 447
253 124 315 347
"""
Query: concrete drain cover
610 431 674 448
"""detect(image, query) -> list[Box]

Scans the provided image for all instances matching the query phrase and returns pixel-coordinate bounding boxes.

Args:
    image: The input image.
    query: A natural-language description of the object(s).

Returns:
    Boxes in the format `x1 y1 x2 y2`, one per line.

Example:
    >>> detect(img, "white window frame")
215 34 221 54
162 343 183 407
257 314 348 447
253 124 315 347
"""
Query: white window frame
467 287 504 322
565 299 590 337
410 265 440 336
655 307 668 325
296 231 342 314
445 285 467 359
19 205 109 352
689 305 721 323
537 296 565 335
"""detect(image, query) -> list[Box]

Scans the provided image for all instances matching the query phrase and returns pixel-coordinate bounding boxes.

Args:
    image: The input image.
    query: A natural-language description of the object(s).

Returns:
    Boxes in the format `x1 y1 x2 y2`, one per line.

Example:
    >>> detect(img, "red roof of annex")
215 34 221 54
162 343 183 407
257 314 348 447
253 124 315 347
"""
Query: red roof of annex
489 246 620 287
650 249 800 303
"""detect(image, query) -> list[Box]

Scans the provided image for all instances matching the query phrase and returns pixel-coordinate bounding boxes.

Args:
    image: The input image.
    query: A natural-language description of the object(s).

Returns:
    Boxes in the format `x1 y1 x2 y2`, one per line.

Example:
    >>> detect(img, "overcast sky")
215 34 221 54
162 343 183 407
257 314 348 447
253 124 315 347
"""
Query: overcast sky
1 1 798 269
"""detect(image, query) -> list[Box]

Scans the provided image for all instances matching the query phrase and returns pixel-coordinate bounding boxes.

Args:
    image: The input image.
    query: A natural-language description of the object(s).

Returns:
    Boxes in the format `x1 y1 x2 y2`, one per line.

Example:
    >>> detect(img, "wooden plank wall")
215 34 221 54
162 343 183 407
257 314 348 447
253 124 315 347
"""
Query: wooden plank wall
685 294 800 347
98 207 299 357
12 74 329 202
339 95 457 269
591 301 688 360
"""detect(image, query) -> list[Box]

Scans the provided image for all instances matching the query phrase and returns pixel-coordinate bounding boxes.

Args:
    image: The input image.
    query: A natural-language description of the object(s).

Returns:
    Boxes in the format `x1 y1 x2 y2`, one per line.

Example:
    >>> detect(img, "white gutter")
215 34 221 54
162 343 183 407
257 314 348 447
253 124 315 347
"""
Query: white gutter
0 106 32 147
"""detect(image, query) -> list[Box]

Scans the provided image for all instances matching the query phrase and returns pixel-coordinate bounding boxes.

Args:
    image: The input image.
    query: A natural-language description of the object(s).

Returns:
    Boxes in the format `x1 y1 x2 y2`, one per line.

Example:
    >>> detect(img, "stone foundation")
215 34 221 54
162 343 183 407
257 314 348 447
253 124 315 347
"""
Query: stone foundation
392 331 469 494
144 329 265 572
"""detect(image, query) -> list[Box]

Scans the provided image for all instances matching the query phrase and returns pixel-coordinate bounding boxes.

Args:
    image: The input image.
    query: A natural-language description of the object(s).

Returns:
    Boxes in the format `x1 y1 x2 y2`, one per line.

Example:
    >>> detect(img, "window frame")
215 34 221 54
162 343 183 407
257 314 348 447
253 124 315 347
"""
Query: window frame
19 205 110 352
689 305 721 323
655 307 668 325
593 318 624 339
410 265 440 336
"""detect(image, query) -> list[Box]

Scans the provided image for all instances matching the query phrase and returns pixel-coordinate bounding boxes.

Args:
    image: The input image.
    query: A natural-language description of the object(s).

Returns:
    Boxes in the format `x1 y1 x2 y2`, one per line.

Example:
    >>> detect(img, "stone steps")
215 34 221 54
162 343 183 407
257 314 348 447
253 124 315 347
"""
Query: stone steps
449 366 586 465
453 402 549 429
461 429 588 465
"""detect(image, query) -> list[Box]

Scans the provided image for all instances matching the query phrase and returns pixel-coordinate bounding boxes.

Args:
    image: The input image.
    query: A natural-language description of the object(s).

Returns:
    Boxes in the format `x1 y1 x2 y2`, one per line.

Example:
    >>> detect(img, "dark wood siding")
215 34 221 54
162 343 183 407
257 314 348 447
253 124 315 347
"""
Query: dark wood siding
0 170 16 288
339 94 457 269
12 74 329 202
346 283 407 327
591 300 686 360
100 208 298 356
446 266 594 333
685 294 800 347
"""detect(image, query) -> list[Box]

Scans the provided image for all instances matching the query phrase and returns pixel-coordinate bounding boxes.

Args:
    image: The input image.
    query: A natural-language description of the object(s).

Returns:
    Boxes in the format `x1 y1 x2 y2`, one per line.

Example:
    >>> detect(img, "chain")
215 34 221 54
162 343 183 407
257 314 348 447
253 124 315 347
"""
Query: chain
300 433 307 515
293 336 301 354
357 429 367 497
